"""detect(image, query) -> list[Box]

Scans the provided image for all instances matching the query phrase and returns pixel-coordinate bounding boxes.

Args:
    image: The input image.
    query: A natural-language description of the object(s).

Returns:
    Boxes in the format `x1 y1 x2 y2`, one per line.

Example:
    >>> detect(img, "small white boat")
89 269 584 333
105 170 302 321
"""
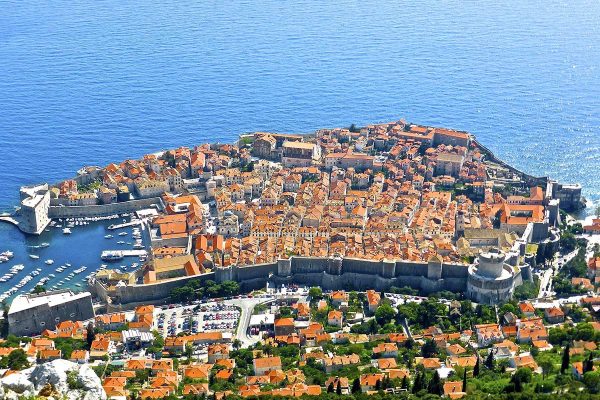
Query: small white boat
104 234 113 239
63 228 72 234
39 243 50 248
29 254 40 260
118 232 128 236
45 259 54 265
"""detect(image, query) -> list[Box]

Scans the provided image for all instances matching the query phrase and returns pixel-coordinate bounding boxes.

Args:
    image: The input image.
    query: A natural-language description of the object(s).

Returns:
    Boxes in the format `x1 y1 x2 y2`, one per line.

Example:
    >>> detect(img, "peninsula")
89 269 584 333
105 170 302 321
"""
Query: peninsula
3 120 600 400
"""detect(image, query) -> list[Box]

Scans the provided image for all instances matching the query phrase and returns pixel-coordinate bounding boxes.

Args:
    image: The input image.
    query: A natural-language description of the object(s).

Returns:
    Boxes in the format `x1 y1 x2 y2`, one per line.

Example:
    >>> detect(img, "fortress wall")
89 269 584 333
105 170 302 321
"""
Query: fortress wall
395 261 428 277
49 197 162 218
113 272 216 304
441 263 469 279
236 263 277 281
342 258 383 275
291 257 329 274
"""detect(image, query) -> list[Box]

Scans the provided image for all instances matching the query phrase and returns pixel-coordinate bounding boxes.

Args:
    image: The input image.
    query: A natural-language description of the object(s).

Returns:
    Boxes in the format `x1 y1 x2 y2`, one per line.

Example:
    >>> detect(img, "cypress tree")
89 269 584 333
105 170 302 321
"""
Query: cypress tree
401 375 409 390
462 368 467 392
336 381 342 395
485 349 495 370
561 344 570 374
375 379 382 391
351 378 361 394
411 372 422 394
473 357 480 377
428 371 443 395
584 352 594 373
327 382 334 393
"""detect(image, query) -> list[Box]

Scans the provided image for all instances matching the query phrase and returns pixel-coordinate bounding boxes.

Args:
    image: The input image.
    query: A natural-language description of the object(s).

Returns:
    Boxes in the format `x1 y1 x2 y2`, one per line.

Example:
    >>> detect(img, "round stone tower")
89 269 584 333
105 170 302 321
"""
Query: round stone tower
476 250 506 278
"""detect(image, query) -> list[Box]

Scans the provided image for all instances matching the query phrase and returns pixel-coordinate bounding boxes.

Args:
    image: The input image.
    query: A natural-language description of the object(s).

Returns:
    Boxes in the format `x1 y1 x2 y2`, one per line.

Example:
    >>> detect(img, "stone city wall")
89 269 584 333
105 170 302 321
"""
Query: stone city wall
48 197 162 219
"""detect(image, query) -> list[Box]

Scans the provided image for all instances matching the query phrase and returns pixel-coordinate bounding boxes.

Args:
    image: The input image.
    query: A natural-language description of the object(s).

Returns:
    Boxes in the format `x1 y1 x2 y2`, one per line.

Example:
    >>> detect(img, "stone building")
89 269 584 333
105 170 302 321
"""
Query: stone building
467 250 519 305
8 290 95 337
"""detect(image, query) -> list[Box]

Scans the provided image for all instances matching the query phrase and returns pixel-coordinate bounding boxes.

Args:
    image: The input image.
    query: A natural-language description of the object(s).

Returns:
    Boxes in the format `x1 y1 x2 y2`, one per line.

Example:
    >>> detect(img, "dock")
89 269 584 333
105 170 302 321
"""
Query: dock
107 220 142 230
101 250 147 260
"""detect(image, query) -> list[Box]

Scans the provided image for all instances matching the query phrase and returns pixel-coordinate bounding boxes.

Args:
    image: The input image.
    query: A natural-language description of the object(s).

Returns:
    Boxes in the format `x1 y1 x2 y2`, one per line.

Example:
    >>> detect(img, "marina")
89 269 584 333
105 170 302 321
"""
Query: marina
0 213 148 303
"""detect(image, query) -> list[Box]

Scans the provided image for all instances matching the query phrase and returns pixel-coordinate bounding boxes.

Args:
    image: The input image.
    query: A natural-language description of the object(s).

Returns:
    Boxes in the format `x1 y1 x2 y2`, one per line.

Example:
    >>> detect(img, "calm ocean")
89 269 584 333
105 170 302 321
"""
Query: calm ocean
0 0 598 298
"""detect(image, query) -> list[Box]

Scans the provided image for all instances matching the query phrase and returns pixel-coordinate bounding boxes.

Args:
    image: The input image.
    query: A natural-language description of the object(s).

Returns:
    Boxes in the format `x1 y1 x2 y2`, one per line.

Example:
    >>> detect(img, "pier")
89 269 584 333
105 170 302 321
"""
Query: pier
101 249 147 261
0 215 20 229
107 220 142 230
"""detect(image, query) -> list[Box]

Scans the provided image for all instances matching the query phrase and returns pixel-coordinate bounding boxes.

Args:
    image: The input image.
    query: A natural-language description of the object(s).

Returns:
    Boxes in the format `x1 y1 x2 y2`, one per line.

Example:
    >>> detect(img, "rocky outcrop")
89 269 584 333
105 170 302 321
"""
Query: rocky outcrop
0 359 106 400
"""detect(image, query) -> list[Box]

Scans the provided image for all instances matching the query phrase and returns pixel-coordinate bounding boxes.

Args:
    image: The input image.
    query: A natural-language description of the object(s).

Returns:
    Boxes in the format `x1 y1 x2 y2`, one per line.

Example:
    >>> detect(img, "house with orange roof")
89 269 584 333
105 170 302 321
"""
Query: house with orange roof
327 310 343 328
207 343 230 363
446 356 478 369
419 357 442 370
518 302 535 317
95 313 127 330
366 290 381 313
330 291 349 308
55 320 86 339
446 343 467 357
376 358 397 370
103 377 127 398
140 388 171 400
184 364 213 381
253 356 282 376
324 376 349 395
38 349 61 362
475 324 504 347
443 381 466 399
90 338 113 360
359 373 385 392
183 383 210 396
544 306 565 324
509 354 539 372
69 349 89 364
373 342 398 358
323 354 361 373
274 317 296 336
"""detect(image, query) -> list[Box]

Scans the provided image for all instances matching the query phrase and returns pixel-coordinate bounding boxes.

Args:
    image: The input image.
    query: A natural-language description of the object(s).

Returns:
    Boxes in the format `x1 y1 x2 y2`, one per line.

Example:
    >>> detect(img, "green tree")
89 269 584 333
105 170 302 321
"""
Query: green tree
327 382 334 393
473 357 480 377
86 322 96 349
421 339 439 358
427 371 443 395
336 381 342 395
561 344 570 374
32 285 46 294
375 303 396 326
462 368 467 392
7 349 29 370
351 378 361 394
485 349 495 370
308 287 323 300
401 375 409 390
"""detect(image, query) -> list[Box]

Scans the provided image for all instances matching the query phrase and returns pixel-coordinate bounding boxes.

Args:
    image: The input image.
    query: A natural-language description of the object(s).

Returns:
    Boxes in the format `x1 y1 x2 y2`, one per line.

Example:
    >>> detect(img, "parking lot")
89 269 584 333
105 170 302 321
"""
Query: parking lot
155 302 240 337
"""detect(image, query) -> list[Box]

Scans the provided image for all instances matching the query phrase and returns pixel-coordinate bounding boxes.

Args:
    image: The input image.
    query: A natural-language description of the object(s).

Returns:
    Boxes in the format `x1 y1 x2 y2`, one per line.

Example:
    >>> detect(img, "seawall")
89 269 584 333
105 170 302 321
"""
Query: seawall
48 197 163 219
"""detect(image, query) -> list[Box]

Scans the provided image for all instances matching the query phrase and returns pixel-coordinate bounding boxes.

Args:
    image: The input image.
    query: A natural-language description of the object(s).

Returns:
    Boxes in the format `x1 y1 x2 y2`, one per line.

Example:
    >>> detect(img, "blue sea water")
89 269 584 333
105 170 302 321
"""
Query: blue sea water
0 0 599 299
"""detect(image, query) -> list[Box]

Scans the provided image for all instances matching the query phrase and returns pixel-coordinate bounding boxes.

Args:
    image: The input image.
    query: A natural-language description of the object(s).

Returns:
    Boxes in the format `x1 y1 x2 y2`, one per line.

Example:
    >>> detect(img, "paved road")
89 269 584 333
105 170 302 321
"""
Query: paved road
225 292 308 348
537 249 579 299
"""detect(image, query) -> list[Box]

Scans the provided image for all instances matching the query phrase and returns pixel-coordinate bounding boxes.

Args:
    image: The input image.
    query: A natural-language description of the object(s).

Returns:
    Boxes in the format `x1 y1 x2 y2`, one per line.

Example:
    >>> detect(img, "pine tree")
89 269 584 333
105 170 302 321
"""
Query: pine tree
351 378 361 394
428 371 443 395
327 382 334 393
375 379 381 391
473 357 480 377
462 368 467 392
336 381 342 395
561 344 570 374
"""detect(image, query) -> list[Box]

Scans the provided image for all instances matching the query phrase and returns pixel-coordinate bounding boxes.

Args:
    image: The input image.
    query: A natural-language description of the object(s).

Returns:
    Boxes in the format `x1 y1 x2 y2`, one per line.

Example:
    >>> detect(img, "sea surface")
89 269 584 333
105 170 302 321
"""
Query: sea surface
0 0 599 300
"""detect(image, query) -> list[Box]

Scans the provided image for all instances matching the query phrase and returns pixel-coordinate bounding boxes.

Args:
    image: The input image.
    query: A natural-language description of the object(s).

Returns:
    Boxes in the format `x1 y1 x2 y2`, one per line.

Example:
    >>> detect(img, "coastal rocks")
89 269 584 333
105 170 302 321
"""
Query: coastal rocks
0 360 106 400
1 370 35 394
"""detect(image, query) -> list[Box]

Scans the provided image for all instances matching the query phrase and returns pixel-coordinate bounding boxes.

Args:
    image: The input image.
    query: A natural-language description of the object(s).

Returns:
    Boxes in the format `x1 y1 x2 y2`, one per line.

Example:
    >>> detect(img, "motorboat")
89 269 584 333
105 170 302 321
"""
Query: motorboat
45 259 54 265
29 254 40 260
63 228 72 234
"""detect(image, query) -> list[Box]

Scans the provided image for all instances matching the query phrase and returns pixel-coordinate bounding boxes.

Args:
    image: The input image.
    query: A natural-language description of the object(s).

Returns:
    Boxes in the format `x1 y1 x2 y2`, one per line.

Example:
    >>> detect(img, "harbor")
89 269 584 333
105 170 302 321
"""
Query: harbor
0 212 149 304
